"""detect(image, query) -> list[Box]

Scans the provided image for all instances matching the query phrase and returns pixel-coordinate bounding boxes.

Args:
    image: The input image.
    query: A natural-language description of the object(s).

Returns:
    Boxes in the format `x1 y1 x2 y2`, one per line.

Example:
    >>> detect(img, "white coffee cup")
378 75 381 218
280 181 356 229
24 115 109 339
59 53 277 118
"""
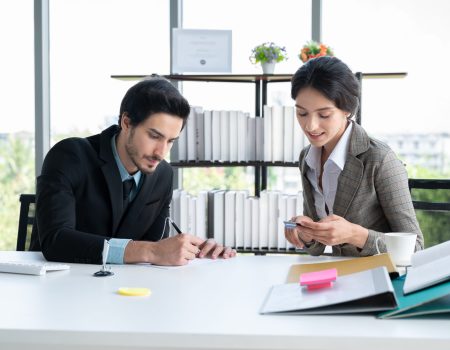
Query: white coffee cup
375 232 417 266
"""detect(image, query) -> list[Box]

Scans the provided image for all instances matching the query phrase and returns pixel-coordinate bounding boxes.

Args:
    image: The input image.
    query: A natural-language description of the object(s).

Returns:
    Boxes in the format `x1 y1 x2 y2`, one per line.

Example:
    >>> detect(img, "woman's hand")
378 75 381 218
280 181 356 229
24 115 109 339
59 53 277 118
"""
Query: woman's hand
284 215 315 248
299 214 368 248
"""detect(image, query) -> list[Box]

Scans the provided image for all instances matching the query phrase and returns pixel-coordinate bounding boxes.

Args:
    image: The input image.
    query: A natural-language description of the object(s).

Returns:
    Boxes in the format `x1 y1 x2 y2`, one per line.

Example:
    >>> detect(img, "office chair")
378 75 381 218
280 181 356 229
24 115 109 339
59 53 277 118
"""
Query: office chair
408 179 450 211
408 179 450 247
16 194 36 251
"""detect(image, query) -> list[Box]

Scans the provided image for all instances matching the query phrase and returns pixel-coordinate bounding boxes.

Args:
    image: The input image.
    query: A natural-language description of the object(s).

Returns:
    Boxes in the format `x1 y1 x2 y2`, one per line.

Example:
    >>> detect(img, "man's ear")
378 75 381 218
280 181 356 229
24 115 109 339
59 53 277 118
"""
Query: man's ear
121 113 131 130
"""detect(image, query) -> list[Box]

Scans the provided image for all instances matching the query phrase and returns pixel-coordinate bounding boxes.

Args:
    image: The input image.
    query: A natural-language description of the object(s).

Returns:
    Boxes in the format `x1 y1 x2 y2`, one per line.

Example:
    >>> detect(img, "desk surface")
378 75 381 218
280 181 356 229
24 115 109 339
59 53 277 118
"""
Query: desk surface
0 251 449 350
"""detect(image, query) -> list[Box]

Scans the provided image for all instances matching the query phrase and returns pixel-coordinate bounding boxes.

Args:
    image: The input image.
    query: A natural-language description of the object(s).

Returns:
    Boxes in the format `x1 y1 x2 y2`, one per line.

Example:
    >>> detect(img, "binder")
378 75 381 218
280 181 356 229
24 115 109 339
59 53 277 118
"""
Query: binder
403 240 450 295
260 267 397 315
378 277 450 319
286 253 398 283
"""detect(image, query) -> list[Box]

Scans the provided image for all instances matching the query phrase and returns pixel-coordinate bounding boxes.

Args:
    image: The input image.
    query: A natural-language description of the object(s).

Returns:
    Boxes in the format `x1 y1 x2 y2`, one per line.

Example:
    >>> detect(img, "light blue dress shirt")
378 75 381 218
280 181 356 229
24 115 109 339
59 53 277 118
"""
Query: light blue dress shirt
106 135 142 264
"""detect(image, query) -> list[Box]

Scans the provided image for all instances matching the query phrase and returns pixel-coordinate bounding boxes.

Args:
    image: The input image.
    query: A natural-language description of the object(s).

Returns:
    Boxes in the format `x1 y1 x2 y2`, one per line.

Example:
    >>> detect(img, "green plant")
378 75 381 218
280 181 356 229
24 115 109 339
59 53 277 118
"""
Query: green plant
250 42 287 64
299 41 334 63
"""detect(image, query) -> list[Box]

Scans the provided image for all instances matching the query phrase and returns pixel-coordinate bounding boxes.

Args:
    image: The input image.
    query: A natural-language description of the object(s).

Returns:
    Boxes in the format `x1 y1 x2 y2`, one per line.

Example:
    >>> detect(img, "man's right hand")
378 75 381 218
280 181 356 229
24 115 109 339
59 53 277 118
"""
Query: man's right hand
124 234 204 266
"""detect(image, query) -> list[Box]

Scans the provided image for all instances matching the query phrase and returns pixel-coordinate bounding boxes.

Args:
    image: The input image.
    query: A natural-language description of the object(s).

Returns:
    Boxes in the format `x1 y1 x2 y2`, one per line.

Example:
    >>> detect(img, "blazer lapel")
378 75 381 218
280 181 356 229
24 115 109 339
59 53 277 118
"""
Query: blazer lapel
299 147 319 221
333 122 369 217
98 126 123 233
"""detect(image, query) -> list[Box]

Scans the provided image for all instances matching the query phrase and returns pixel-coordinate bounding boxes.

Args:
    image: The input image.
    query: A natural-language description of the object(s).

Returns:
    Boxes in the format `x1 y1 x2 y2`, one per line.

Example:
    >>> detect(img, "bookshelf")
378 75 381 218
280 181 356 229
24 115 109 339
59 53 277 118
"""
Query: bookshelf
111 72 407 196
112 72 407 254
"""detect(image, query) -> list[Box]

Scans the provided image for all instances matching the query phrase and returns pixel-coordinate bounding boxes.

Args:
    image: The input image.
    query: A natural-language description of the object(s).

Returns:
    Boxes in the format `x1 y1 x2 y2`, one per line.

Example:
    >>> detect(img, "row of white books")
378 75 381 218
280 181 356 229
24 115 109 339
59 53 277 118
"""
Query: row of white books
171 105 309 163
170 189 304 250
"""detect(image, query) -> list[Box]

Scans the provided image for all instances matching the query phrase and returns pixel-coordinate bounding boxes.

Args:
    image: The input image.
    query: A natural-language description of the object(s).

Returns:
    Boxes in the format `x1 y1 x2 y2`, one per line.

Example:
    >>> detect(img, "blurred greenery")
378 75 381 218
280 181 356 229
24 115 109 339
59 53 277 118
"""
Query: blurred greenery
0 133 449 251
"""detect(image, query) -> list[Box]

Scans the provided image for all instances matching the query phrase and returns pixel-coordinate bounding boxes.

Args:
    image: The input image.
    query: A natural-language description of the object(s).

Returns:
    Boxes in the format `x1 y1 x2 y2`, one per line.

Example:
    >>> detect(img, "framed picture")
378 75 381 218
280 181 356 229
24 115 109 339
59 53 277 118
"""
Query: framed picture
172 29 232 73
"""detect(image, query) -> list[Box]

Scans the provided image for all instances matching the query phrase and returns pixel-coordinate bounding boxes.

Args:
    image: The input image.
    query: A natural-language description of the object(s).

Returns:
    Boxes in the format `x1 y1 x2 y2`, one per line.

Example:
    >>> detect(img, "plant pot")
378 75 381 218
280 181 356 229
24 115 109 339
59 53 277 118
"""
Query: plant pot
261 61 276 74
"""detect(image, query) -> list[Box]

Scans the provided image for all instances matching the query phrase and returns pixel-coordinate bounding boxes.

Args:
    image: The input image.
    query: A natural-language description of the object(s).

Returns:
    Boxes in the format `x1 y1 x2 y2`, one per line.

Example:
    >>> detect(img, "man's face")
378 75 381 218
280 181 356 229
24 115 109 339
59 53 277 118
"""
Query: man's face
121 113 183 175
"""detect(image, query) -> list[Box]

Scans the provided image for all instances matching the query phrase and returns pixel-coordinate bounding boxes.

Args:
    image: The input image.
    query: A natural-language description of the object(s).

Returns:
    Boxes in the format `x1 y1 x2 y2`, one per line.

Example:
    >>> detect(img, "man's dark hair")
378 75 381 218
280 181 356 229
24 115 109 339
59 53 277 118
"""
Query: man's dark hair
118 76 190 128
291 56 360 117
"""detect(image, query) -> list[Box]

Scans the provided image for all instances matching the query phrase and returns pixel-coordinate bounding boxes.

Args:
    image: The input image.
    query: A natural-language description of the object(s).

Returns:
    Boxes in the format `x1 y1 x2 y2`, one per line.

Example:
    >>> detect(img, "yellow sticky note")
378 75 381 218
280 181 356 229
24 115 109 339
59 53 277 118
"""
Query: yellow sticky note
117 287 151 297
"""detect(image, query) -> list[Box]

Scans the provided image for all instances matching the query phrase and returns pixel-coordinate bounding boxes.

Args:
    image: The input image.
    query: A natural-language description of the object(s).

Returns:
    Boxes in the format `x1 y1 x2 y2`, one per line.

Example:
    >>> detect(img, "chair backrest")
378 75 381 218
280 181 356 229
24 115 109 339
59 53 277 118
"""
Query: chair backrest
408 179 450 248
408 179 450 211
17 194 36 251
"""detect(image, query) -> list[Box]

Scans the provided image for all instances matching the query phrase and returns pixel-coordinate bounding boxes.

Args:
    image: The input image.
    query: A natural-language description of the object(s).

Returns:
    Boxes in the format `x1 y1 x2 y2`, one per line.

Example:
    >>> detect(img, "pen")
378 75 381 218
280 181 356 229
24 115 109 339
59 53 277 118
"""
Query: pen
170 219 182 234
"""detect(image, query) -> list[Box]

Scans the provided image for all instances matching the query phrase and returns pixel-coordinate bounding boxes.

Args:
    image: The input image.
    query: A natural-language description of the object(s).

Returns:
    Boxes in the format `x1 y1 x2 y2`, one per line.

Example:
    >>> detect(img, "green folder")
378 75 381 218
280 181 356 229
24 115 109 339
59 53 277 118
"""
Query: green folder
378 276 450 319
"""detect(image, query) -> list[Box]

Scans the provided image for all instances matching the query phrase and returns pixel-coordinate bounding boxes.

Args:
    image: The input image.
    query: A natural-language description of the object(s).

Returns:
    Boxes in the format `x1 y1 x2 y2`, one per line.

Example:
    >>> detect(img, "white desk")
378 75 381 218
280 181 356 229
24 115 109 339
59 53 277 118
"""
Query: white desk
0 251 449 350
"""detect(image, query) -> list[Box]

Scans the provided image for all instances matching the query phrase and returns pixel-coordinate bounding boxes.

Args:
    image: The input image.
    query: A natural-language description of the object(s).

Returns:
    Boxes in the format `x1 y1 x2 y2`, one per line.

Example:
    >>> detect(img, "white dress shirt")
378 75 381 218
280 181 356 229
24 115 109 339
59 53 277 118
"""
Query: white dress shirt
305 122 353 219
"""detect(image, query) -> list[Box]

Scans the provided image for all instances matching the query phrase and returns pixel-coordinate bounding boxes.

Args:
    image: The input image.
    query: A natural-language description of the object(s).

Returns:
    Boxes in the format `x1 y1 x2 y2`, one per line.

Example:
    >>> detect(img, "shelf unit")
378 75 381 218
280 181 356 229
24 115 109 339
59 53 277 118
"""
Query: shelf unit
112 72 407 196
112 72 408 254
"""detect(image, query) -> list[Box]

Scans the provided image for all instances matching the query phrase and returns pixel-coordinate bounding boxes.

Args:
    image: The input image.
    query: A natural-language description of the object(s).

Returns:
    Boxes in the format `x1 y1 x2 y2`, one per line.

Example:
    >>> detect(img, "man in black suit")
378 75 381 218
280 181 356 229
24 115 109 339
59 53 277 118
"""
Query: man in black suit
30 77 236 265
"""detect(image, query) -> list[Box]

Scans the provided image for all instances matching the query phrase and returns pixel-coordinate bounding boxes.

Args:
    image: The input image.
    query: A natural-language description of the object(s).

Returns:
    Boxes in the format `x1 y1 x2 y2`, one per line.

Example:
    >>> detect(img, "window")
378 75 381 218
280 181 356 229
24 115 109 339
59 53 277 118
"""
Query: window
0 0 35 250
49 0 170 143
181 0 311 194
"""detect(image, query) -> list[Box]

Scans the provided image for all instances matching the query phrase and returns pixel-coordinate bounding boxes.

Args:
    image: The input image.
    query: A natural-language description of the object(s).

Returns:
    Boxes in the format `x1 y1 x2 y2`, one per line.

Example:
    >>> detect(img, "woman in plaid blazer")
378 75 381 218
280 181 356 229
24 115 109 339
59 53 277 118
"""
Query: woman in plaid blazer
285 56 423 257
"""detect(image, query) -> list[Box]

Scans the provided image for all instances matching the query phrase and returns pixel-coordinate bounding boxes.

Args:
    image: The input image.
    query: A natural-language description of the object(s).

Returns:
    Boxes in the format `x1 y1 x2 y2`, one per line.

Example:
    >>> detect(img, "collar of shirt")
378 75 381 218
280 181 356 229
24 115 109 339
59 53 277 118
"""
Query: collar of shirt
305 121 353 173
111 135 141 187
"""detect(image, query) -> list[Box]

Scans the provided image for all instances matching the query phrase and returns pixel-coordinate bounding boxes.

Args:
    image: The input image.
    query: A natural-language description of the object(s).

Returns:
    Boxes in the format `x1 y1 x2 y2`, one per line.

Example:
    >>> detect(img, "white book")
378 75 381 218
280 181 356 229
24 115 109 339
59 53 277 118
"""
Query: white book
255 117 264 161
286 195 297 251
259 190 269 249
247 117 256 161
175 126 187 162
224 191 236 248
188 196 197 235
229 110 238 162
268 191 280 249
244 197 252 249
207 189 221 239
170 189 182 237
296 190 304 215
220 110 230 161
196 191 208 240
187 106 201 161
195 110 205 161
403 240 450 295
277 195 288 250
235 190 248 249
237 111 248 162
283 106 295 163
293 109 303 163
271 105 283 162
250 197 260 249
213 190 226 245
179 191 189 233
203 110 213 161
263 105 272 162
211 110 221 161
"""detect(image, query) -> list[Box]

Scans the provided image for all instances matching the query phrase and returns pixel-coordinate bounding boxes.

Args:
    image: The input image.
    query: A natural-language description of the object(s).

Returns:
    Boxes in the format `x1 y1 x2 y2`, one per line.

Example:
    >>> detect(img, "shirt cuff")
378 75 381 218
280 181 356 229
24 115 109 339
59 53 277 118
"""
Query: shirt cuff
107 238 132 264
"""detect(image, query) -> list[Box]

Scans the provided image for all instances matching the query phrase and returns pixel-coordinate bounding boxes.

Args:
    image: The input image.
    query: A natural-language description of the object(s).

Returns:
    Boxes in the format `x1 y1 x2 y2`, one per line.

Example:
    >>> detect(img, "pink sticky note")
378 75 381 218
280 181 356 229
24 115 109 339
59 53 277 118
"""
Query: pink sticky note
300 268 337 291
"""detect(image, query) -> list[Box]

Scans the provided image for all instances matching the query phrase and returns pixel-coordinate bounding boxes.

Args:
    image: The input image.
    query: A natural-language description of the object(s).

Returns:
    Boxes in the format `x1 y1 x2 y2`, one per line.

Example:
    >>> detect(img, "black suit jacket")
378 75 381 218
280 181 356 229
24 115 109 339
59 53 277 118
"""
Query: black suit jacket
30 125 173 264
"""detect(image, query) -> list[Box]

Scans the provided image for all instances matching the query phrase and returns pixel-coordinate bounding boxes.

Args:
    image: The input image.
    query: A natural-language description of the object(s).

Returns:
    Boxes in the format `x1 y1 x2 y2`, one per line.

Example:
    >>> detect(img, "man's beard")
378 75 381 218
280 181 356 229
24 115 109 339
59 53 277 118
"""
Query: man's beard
125 129 161 175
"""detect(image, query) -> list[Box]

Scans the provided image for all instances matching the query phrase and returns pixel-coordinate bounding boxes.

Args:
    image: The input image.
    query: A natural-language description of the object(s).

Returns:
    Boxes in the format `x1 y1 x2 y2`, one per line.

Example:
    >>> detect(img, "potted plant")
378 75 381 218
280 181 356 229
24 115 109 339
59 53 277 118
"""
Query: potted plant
250 42 287 74
299 41 334 63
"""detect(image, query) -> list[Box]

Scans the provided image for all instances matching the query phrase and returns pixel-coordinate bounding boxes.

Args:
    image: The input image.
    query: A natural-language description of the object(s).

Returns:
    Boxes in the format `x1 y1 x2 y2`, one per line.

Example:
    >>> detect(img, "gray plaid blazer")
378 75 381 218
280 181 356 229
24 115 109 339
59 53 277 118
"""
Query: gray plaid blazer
299 121 424 257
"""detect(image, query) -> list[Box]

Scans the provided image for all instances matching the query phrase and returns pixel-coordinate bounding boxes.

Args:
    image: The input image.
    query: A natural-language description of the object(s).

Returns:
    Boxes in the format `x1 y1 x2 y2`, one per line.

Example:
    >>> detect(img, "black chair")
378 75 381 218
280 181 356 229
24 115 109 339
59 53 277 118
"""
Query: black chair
408 179 450 211
16 194 36 251
408 179 450 247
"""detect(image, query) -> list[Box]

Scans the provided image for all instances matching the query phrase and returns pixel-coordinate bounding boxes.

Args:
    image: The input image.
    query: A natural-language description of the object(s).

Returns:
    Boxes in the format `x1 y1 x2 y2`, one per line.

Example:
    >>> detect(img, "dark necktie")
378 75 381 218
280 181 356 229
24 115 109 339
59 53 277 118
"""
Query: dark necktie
122 179 135 211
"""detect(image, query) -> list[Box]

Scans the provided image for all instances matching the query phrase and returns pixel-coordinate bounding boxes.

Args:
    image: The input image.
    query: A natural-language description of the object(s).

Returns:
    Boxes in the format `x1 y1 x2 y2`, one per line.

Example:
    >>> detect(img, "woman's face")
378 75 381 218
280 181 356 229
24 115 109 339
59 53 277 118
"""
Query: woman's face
295 87 349 153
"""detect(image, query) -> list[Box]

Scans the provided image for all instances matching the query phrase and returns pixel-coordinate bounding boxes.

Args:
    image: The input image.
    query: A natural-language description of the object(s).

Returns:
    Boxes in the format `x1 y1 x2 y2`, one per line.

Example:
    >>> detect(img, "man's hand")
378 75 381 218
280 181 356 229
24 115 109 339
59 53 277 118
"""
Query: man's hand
197 239 236 259
124 234 204 266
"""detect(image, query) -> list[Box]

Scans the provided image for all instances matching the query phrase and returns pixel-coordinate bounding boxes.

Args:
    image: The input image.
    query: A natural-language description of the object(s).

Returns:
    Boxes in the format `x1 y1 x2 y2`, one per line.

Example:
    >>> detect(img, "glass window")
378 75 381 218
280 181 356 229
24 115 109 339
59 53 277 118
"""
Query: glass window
0 0 35 250
181 0 311 194
49 0 170 143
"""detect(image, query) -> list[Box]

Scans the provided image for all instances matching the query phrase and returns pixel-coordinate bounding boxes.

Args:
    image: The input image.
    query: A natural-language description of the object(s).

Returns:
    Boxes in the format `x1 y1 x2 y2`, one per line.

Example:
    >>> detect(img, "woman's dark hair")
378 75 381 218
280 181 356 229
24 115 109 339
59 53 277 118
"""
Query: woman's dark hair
291 56 360 117
118 76 190 128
